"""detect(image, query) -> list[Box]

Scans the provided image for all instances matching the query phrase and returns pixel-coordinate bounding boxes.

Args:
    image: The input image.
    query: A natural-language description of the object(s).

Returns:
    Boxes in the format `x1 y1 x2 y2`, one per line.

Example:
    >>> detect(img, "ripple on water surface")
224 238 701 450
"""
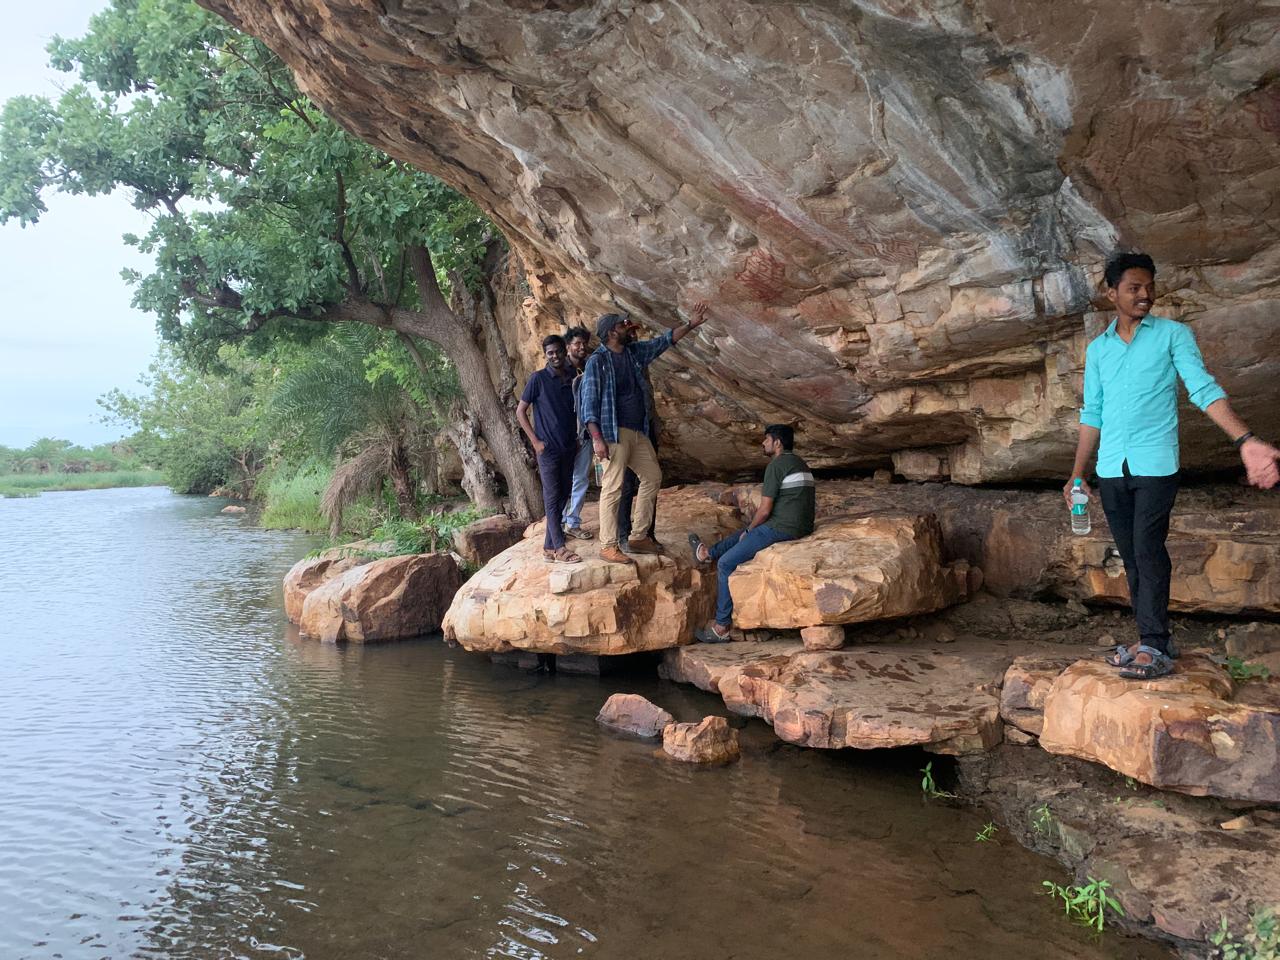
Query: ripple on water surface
0 487 1169 959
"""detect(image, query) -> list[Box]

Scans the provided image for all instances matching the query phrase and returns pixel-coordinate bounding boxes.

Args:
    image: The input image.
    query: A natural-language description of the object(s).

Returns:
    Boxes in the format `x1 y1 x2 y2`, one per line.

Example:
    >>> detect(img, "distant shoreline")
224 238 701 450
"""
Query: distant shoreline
0 470 167 498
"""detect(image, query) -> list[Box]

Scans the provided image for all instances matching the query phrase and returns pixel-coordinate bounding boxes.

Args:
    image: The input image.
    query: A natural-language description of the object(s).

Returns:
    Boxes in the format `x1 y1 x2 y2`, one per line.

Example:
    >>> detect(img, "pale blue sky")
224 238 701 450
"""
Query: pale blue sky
0 2 159 448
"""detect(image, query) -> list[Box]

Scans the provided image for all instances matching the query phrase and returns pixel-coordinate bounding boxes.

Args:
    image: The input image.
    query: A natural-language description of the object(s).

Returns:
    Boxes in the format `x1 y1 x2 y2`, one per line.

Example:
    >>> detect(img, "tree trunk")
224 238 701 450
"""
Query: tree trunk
442 405 504 513
387 442 420 520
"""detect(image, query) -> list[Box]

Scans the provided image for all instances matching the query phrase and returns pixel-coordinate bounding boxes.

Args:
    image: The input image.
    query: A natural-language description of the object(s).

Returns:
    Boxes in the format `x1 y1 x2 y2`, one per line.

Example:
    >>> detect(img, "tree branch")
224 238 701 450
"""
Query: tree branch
407 244 456 323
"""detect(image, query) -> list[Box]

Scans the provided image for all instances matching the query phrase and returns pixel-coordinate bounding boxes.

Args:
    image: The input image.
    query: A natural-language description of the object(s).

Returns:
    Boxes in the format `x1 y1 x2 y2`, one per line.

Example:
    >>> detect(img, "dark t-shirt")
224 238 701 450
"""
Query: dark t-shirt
520 366 578 454
762 452 816 538
610 349 646 433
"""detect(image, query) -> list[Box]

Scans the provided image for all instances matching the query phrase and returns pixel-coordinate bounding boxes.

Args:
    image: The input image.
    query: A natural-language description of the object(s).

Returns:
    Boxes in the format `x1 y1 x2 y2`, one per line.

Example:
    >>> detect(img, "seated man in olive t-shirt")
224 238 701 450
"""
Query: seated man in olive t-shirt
688 424 816 643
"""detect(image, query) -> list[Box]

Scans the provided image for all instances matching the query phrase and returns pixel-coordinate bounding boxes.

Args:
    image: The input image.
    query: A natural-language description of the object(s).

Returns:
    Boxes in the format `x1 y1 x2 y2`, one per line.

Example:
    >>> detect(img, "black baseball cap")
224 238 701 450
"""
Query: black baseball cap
596 312 635 340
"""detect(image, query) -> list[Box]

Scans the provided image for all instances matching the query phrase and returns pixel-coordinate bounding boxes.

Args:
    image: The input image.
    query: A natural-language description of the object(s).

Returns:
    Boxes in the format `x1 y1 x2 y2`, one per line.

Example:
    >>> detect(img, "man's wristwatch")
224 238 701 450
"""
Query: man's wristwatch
1233 431 1255 449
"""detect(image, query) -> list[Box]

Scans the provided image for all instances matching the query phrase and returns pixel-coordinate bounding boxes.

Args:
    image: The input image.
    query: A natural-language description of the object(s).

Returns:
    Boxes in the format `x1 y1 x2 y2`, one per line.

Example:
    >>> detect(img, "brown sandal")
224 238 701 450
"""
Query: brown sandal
551 547 582 564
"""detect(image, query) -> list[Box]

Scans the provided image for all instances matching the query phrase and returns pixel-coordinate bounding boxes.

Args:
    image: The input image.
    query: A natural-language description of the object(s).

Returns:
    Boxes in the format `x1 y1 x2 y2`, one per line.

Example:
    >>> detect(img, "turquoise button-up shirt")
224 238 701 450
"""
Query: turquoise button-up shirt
1080 315 1226 478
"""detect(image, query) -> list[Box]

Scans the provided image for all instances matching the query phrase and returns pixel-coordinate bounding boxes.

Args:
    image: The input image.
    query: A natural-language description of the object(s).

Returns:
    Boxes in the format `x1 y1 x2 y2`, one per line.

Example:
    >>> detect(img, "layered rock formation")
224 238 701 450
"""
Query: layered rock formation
1039 657 1280 803
733 479 1280 615
662 640 1007 754
729 514 972 629
298 552 466 643
443 488 740 654
202 0 1280 482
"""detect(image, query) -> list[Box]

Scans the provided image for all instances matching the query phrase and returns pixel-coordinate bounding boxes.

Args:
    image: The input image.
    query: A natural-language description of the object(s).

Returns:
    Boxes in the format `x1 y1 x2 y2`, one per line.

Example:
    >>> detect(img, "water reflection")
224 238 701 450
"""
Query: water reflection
0 487 1168 959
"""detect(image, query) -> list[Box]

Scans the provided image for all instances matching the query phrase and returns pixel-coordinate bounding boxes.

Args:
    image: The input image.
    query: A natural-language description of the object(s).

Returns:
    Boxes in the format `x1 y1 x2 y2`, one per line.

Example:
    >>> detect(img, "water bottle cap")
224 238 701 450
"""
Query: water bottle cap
1073 479 1082 487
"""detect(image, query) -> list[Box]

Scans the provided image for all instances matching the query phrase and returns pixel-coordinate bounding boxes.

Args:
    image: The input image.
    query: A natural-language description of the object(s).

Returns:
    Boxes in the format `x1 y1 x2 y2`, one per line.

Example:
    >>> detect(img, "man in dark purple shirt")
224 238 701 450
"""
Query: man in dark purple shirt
517 335 583 563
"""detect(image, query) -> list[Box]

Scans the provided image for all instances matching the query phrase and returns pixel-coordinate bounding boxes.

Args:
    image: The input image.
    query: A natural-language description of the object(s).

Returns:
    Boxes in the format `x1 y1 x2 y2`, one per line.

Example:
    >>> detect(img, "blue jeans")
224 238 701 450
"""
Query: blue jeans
709 524 793 626
561 440 592 529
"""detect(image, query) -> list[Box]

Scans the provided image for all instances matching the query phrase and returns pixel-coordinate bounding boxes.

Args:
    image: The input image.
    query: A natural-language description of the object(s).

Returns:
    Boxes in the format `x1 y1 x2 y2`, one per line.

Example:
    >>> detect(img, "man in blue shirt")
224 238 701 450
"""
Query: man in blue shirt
580 304 707 564
1065 252 1280 678
517 335 583 564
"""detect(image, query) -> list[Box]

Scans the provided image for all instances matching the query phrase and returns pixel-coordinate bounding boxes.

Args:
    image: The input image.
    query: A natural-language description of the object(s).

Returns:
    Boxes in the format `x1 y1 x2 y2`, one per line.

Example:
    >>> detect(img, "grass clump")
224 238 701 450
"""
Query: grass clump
1212 908 1280 960
0 469 164 498
365 507 491 556
1041 876 1125 933
259 461 331 532
974 822 998 843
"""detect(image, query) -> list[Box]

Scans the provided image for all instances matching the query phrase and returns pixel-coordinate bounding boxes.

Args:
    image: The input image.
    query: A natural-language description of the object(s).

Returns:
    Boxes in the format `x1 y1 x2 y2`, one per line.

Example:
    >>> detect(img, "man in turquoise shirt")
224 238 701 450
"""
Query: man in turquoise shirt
1066 252 1280 679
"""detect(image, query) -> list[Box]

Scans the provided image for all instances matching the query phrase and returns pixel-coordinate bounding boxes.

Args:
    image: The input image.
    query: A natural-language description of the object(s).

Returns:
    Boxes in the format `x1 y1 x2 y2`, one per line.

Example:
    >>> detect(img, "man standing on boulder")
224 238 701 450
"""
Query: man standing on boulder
580 304 708 564
689 424 816 643
560 325 594 543
517 334 583 564
1065 252 1280 679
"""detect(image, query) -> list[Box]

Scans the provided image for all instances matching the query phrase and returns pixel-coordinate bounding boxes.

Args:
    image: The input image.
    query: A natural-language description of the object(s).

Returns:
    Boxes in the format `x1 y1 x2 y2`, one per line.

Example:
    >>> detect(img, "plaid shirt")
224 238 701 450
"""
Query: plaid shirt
579 330 674 443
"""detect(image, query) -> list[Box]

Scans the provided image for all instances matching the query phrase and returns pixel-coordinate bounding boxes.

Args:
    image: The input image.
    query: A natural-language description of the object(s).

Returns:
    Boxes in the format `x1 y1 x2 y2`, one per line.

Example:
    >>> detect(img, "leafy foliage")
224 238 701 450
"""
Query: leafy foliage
1212 909 1280 960
98 346 266 494
919 761 957 800
1041 877 1125 933
1 0 493 363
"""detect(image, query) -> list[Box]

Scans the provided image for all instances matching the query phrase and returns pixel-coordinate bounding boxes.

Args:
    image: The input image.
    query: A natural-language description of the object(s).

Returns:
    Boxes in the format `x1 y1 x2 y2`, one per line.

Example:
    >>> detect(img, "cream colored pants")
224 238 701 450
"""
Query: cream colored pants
598 427 662 546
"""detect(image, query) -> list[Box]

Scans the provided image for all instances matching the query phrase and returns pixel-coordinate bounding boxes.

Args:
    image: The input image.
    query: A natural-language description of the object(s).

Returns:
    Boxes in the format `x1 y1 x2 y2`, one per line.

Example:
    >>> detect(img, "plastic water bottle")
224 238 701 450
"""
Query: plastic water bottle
1070 479 1091 535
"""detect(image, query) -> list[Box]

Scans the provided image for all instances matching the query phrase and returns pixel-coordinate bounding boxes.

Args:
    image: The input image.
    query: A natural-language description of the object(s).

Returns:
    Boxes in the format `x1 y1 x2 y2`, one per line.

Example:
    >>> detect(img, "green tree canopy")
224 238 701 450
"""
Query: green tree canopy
1 0 540 515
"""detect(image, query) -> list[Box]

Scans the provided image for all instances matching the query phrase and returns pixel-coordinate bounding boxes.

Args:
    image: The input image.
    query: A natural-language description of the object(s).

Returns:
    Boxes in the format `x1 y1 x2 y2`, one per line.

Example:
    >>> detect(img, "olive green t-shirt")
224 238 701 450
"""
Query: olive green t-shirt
762 452 815 538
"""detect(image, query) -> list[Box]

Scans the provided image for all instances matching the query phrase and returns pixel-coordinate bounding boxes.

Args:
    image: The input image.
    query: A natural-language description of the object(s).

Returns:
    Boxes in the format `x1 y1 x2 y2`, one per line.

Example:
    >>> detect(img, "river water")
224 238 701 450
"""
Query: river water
0 486 1168 959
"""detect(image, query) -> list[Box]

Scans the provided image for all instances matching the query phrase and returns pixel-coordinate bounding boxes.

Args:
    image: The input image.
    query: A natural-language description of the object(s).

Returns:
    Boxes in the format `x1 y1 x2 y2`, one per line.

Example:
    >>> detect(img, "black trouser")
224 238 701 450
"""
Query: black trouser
537 448 577 551
617 427 658 542
1097 464 1179 655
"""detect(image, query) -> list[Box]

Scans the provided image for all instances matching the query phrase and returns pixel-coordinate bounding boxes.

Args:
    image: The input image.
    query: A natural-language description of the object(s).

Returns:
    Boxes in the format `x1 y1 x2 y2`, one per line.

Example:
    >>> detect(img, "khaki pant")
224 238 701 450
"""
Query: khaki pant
598 427 661 546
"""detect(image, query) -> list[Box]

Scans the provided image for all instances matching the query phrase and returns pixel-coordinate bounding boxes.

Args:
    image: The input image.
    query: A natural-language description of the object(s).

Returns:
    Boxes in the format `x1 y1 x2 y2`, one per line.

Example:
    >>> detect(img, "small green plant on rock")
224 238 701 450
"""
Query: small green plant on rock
1031 803 1054 836
1041 876 1125 933
919 761 957 800
974 821 998 843
1211 908 1280 960
1227 657 1272 683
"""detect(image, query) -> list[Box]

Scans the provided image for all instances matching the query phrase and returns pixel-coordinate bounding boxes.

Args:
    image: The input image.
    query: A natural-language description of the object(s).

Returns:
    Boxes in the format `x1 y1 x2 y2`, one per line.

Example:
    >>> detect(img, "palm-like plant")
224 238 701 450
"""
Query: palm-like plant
268 327 445 537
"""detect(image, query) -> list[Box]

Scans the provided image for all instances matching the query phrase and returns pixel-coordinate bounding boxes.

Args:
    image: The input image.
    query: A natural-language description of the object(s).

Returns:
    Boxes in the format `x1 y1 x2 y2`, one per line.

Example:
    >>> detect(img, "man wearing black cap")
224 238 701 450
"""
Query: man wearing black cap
579 303 708 564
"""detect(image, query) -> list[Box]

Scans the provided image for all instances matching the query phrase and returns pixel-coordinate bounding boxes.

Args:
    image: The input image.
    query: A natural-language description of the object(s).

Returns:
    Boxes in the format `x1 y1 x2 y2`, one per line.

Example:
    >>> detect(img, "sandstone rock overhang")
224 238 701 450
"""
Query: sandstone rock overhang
201 0 1280 482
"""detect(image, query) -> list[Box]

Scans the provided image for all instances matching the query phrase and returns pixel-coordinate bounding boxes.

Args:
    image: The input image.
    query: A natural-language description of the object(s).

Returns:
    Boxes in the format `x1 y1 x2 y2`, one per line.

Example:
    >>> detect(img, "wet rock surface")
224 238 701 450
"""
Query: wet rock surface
596 693 674 739
299 552 465 643
662 716 741 764
958 746 1280 950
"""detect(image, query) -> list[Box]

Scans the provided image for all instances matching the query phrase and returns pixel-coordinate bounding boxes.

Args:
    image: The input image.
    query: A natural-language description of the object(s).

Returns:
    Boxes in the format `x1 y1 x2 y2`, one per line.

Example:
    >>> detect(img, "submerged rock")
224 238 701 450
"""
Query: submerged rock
596 693 673 739
729 514 972 630
662 716 740 764
299 552 465 643
1039 656 1280 803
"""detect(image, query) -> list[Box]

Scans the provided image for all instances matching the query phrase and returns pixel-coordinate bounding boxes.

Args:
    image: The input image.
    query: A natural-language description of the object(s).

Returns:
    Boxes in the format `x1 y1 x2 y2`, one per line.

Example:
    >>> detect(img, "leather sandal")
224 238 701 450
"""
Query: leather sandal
1118 645 1175 680
551 547 582 564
